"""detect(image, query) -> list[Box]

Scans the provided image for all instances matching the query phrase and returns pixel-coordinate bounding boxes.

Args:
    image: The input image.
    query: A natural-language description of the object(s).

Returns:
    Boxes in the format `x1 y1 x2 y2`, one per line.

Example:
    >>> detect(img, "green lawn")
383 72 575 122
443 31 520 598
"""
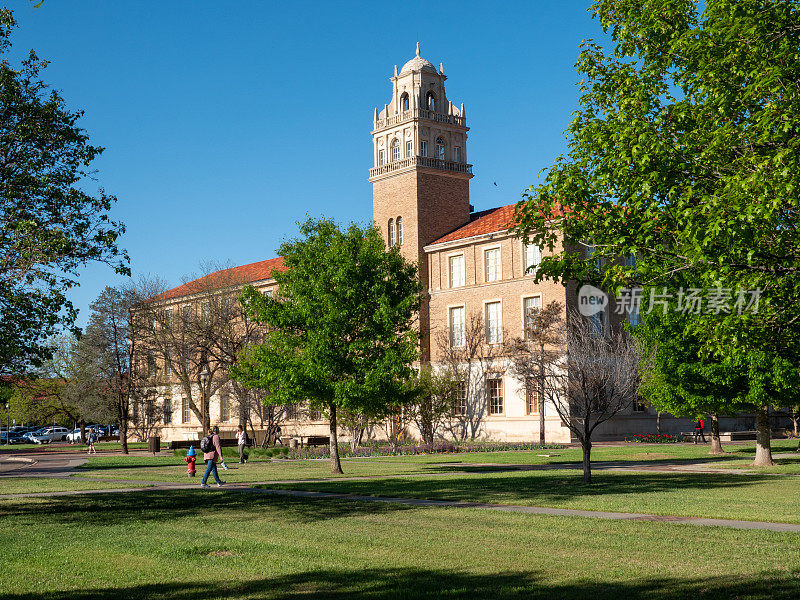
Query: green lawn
0 489 798 599
266 467 800 524
0 477 150 495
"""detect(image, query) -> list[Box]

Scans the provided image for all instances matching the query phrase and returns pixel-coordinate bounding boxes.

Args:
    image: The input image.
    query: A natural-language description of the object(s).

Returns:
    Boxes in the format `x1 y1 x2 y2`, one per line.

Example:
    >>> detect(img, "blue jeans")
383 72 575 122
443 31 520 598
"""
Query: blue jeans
202 459 222 485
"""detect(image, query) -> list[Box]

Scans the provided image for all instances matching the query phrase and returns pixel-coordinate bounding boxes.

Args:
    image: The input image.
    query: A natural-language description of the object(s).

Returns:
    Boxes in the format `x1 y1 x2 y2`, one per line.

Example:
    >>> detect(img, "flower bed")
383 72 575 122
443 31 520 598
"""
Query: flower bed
624 434 680 444
287 441 564 460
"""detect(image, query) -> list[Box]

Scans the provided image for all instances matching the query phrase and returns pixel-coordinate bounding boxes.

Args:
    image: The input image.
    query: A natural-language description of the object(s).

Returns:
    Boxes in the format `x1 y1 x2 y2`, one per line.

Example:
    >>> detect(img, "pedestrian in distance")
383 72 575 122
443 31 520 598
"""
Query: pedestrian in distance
694 418 706 444
236 424 248 464
87 429 97 454
200 425 225 488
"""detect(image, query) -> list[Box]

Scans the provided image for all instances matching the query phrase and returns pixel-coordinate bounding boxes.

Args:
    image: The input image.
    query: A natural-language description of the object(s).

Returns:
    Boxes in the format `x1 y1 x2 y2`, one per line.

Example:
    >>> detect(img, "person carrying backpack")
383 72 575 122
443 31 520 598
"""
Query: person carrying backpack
236 424 248 464
86 429 97 454
200 426 225 488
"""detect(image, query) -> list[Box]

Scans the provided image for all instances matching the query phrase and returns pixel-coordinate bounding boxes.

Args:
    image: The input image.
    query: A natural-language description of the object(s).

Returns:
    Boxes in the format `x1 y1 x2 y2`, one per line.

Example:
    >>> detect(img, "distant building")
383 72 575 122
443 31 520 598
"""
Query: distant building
135 46 766 444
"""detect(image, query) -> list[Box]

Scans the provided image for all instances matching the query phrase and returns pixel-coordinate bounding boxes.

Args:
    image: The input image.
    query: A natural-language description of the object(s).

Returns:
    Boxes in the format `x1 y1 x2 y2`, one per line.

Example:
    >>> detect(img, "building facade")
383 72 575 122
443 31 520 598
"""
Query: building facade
140 46 752 444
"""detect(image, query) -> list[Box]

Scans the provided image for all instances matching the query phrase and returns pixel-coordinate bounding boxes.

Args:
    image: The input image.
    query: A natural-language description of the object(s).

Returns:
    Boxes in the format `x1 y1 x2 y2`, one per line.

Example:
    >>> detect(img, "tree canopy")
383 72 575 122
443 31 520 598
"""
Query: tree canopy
512 0 800 465
233 218 420 473
0 9 127 374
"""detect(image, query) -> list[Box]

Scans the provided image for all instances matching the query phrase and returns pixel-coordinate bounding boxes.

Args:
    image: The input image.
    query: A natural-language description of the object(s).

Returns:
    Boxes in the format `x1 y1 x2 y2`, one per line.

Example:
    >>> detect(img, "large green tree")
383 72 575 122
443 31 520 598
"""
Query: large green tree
233 218 420 473
0 9 127 374
513 0 800 466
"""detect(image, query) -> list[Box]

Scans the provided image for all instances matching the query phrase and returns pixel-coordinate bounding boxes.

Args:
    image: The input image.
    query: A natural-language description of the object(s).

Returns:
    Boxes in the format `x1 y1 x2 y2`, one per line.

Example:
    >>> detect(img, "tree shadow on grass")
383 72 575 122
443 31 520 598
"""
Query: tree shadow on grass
282 469 784 507
0 489 416 526
4 568 799 600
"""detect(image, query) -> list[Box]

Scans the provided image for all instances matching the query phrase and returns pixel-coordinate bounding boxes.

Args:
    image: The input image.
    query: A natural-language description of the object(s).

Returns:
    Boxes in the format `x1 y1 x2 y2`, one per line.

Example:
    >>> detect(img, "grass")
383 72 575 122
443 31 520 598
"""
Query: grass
266 468 800 524
0 489 798 599
0 477 150 495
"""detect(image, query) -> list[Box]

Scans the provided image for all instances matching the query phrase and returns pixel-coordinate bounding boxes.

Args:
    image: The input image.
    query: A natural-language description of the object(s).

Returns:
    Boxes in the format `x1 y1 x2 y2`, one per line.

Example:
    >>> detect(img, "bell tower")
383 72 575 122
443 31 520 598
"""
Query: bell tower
370 44 473 359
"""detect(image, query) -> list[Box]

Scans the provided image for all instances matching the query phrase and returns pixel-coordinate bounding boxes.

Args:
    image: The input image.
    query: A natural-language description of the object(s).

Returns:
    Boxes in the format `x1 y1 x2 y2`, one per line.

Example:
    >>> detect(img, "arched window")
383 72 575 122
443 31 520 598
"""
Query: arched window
396 217 403 246
391 139 400 162
436 137 446 160
401 93 409 112
426 91 436 112
388 219 396 246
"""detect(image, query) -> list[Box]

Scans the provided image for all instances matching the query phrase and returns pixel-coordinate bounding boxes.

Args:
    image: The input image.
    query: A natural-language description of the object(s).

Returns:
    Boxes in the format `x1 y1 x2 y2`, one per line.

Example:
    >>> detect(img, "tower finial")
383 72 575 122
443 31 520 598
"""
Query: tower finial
416 41 420 56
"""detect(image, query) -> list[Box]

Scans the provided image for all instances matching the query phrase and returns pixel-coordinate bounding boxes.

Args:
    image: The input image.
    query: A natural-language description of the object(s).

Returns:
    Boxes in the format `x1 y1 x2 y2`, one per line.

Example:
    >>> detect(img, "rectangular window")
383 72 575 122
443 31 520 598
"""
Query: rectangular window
526 378 540 415
485 248 501 282
163 397 172 424
589 311 605 338
523 296 542 339
182 305 192 325
453 146 461 163
487 376 504 415
485 301 502 344
449 306 465 348
452 381 467 417
420 140 427 157
449 254 465 288
181 397 189 424
285 404 298 420
201 301 210 324
165 308 174 329
147 352 156 377
392 143 400 162
523 242 541 275
379 149 386 165
632 400 646 413
146 398 155 425
406 140 413 157
220 393 230 422
165 349 172 376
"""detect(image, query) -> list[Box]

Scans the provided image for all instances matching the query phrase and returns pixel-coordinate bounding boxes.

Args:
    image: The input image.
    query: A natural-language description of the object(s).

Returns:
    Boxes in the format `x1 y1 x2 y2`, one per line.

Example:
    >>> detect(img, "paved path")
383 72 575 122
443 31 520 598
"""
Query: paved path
3 449 800 534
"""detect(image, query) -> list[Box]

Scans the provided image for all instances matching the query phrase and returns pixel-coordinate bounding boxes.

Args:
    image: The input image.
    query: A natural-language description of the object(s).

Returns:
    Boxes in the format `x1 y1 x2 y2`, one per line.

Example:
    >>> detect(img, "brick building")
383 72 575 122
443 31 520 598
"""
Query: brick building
141 46 741 444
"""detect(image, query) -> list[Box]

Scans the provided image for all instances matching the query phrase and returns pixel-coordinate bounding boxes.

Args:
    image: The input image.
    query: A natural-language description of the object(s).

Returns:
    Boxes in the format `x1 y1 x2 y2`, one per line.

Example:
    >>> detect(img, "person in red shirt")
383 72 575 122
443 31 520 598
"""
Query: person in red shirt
694 419 706 444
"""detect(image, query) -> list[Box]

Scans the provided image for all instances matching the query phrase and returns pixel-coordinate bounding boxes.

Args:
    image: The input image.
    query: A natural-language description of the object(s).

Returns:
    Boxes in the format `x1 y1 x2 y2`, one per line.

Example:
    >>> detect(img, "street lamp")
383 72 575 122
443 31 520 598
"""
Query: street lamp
200 370 209 436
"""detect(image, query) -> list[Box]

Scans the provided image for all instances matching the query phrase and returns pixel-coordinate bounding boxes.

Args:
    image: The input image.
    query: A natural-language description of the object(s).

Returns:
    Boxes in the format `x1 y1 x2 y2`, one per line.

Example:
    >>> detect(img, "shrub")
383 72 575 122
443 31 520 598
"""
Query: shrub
624 434 679 444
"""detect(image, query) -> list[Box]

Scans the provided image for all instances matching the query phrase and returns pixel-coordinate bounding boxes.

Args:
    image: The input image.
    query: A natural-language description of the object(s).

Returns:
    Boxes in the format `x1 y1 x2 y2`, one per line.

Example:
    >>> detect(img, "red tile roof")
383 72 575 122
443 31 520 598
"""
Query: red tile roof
429 204 519 245
159 256 286 301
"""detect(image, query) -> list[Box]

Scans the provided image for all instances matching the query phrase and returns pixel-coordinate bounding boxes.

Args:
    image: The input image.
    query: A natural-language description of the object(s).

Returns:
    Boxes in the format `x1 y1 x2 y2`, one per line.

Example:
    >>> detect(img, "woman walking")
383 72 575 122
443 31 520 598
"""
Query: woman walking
87 429 97 454
200 426 225 488
236 424 248 464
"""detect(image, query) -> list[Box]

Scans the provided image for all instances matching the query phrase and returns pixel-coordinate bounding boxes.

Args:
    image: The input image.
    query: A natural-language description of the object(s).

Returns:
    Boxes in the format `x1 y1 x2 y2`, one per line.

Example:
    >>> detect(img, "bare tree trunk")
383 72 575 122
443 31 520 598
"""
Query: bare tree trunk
656 411 662 435
753 405 775 466
329 404 343 474
709 413 724 455
538 354 545 445
581 439 592 484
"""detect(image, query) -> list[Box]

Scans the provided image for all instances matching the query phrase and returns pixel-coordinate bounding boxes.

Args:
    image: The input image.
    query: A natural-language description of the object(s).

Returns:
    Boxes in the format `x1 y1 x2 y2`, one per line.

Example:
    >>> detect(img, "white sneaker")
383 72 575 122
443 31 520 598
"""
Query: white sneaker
216 481 225 487
201 483 210 488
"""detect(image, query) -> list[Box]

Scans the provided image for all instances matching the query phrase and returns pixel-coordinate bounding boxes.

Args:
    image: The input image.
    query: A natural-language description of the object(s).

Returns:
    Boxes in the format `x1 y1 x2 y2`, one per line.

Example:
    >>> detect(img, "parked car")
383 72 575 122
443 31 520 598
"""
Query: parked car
66 429 84 443
23 428 48 443
29 427 70 444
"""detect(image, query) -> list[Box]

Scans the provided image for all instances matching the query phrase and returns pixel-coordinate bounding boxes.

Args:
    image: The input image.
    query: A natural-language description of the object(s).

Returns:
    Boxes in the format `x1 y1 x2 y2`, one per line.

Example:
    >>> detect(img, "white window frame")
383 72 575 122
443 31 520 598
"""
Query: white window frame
448 253 465 288
453 146 461 163
522 295 542 340
379 149 386 166
523 242 541 275
436 137 445 160
487 375 504 415
388 219 396 246
396 216 403 246
391 139 400 162
485 300 502 344
449 305 465 348
484 247 501 283
420 140 428 157
406 140 413 158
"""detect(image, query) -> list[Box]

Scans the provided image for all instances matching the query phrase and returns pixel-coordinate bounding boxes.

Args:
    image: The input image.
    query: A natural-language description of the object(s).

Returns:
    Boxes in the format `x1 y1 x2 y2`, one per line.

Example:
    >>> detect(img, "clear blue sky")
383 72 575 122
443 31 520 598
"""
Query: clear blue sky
6 0 608 327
